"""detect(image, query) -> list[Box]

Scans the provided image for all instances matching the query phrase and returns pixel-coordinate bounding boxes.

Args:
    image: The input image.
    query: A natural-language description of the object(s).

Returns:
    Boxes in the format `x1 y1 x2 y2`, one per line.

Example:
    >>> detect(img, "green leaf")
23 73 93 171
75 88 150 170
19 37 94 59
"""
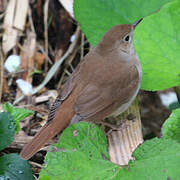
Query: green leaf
74 0 180 91
117 138 180 179
74 0 172 47
39 122 180 180
0 153 34 180
169 102 180 110
39 122 119 180
3 103 34 133
162 108 180 143
0 112 15 151
134 0 180 90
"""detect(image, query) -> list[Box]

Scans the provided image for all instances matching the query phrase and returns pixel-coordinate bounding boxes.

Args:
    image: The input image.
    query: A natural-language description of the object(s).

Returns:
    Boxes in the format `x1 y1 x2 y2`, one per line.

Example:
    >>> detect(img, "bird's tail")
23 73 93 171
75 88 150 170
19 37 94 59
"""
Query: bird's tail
20 93 75 160
20 123 59 160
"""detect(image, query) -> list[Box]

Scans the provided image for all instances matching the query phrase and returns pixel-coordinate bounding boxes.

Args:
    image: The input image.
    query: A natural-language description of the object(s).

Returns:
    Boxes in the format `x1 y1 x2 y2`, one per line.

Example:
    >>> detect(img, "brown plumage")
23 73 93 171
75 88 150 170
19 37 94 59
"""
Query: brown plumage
20 20 142 160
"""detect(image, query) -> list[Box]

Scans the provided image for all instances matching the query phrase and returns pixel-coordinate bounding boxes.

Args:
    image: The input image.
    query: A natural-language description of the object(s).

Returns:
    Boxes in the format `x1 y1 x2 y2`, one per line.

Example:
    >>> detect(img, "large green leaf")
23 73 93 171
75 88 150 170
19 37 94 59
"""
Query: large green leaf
0 112 15 151
74 0 172 47
39 122 180 180
116 138 180 179
3 103 34 133
162 108 180 143
74 0 180 91
134 0 180 90
39 122 119 180
0 154 34 180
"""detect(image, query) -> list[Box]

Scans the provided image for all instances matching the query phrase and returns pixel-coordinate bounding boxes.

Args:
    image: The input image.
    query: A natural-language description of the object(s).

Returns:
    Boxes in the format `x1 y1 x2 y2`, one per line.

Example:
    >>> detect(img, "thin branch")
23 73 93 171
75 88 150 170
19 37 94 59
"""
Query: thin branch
44 0 50 73
80 32 84 60
28 6 35 33
57 46 78 89
0 47 3 102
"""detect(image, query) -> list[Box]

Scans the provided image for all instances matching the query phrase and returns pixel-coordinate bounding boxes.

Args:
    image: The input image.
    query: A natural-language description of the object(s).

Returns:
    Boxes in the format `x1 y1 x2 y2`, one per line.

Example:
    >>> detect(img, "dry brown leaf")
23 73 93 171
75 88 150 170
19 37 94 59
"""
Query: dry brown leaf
3 0 28 54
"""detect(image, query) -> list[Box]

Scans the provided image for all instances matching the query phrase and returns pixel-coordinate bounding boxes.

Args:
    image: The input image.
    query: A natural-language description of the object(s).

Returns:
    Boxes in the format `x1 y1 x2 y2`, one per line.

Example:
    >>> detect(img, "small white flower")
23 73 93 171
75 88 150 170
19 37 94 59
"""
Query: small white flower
70 35 75 42
16 79 33 95
160 92 178 107
4 55 21 73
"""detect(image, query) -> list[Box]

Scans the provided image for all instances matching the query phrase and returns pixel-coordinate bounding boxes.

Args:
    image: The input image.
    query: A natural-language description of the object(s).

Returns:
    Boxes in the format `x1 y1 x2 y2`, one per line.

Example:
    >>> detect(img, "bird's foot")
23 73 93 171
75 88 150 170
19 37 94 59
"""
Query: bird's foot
126 113 136 121
100 122 122 130
97 122 125 135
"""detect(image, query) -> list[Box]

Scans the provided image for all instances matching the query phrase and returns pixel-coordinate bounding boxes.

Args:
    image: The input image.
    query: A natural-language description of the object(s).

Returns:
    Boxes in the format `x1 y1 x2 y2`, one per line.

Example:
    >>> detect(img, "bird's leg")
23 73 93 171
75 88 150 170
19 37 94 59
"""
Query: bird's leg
98 113 136 134
126 113 136 121
99 122 122 130
96 120 124 136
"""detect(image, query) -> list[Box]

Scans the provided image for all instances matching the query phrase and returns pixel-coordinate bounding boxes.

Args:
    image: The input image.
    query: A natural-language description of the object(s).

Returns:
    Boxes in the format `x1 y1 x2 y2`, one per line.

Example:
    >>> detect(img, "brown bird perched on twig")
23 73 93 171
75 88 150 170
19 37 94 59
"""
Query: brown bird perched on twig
20 19 142 160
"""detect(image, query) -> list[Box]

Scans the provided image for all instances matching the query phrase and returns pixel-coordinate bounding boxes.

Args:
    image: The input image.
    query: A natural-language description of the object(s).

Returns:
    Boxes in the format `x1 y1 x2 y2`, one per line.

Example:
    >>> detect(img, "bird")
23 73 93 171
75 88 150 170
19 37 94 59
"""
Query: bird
20 19 142 160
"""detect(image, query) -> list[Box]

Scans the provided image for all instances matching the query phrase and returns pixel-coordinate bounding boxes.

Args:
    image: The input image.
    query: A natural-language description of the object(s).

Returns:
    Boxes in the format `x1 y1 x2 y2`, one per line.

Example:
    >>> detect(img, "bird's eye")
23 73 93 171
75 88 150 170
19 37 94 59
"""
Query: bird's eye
124 35 130 42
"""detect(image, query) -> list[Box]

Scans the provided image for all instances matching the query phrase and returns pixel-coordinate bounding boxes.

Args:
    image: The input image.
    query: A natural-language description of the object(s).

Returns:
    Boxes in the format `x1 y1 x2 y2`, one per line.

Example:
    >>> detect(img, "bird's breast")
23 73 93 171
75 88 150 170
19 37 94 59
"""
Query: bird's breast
109 81 140 117
109 63 141 117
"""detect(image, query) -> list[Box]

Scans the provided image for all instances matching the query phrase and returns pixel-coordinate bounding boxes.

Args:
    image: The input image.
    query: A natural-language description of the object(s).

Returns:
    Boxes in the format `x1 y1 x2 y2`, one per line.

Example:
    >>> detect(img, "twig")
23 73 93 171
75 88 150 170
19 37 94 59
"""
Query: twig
64 69 71 76
57 30 87 89
80 32 84 60
37 43 52 64
0 47 3 102
44 0 50 73
57 46 78 89
28 6 35 33
13 26 81 105
33 175 38 180
29 161 43 168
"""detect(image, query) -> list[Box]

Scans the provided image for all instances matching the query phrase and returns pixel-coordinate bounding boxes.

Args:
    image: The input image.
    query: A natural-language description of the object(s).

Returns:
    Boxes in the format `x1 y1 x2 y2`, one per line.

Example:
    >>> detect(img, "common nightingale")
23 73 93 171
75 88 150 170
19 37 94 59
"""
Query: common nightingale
20 19 142 160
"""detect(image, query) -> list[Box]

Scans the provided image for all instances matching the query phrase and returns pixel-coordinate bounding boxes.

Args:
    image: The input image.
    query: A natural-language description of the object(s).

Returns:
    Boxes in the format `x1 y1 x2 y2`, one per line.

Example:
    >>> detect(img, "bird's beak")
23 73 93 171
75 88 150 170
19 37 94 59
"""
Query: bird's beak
133 18 143 29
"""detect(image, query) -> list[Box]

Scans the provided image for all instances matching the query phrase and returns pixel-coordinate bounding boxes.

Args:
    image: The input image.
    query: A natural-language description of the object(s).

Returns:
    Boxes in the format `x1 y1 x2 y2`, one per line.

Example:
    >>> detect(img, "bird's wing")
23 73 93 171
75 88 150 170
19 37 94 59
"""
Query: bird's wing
73 64 140 121
74 84 114 119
